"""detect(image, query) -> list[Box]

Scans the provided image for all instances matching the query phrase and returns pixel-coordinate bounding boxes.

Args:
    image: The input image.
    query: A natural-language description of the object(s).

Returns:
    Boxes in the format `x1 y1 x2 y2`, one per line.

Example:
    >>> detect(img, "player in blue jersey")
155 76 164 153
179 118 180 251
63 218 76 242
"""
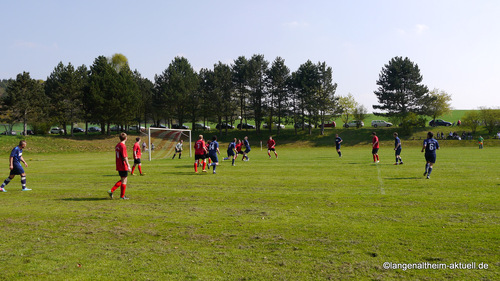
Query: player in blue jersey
393 132 403 165
0 140 31 192
335 134 343 157
421 131 440 179
223 138 237 166
242 136 251 161
208 135 220 174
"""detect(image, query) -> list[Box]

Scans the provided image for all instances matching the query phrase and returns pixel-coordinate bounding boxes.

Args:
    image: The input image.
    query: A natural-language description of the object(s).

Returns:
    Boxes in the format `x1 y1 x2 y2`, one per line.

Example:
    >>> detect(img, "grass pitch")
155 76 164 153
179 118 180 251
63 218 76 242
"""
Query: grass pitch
0 143 498 280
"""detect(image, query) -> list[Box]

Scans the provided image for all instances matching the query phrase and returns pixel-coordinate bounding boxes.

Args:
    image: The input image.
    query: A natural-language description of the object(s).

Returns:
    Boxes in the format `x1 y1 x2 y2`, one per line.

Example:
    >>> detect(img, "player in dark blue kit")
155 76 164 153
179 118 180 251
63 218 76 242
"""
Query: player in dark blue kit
208 135 220 174
0 140 31 192
421 131 440 179
223 138 237 166
393 132 403 165
242 136 251 161
335 134 343 157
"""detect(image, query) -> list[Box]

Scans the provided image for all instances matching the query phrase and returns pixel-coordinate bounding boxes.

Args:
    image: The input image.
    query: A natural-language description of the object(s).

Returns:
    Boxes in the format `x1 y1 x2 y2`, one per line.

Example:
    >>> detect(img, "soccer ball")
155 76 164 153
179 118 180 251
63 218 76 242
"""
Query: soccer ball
238 116 242 120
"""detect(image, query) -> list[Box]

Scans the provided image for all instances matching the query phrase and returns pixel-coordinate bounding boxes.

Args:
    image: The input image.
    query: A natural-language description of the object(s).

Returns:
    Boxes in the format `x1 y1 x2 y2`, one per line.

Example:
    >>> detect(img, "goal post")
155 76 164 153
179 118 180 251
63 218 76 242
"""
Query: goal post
147 127 192 161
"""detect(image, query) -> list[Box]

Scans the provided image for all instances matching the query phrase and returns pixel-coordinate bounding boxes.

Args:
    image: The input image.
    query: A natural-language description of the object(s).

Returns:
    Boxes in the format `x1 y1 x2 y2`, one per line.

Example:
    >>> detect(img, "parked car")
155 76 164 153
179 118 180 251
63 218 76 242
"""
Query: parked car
1 131 17 135
194 123 210 130
322 121 336 128
88 126 101 133
72 127 85 133
50 127 65 134
294 122 314 129
109 126 121 132
172 124 189 129
343 121 364 128
262 123 285 129
371 120 393 128
237 123 256 129
429 119 452 127
20 130 35 135
150 124 167 129
129 125 145 131
216 123 235 129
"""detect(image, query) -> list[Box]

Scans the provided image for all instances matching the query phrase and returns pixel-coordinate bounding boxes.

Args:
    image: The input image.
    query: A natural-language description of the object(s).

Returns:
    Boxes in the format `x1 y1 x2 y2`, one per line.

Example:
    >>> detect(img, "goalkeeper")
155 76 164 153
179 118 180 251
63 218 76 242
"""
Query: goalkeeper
172 140 183 159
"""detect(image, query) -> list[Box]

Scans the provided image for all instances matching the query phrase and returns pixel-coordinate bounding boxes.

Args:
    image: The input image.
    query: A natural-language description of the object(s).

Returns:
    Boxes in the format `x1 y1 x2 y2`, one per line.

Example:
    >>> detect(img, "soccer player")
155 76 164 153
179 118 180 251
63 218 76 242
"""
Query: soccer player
372 132 380 163
194 135 207 173
478 135 484 149
235 139 243 159
393 132 403 165
208 136 221 174
223 138 238 166
108 133 132 199
335 134 343 157
172 139 183 159
242 136 251 161
421 131 440 179
267 136 278 158
131 137 144 176
0 140 31 192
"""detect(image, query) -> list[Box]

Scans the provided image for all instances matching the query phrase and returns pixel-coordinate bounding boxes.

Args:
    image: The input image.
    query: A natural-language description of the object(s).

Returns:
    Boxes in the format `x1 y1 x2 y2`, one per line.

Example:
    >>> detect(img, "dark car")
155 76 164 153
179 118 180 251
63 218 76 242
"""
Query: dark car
237 123 256 129
216 123 235 130
150 124 167 129
21 130 35 135
322 121 336 128
294 122 314 129
172 124 189 129
429 119 452 127
73 127 85 133
88 126 102 133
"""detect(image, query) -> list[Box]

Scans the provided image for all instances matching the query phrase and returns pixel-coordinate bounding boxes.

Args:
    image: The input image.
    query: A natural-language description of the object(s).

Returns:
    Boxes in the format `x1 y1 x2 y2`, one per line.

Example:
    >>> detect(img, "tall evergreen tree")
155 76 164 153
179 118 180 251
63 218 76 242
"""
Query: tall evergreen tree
4 72 47 134
231 56 249 129
246 54 268 134
373 56 429 117
266 57 290 135
316 62 337 135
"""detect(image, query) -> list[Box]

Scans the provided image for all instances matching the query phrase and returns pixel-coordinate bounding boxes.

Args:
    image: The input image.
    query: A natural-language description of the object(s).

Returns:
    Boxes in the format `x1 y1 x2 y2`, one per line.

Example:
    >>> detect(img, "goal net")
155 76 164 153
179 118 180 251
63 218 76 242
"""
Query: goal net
146 127 192 161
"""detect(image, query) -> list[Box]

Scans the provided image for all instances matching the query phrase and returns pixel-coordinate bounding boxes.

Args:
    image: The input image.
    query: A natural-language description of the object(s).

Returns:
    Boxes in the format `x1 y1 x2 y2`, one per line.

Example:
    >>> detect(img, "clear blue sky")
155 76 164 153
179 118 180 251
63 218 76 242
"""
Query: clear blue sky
2 0 499 111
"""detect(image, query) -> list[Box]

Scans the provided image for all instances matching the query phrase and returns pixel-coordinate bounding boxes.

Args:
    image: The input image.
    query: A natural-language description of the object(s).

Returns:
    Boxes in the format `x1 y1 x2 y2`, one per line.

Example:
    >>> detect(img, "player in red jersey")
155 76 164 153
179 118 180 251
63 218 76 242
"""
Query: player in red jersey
267 136 278 159
108 133 132 199
194 135 208 173
235 139 243 159
372 132 380 163
131 137 144 176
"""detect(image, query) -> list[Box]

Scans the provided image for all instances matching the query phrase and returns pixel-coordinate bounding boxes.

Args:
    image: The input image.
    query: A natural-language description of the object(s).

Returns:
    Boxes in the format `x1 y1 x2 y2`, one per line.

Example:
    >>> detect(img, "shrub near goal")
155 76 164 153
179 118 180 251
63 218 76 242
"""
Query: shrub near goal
146 127 192 161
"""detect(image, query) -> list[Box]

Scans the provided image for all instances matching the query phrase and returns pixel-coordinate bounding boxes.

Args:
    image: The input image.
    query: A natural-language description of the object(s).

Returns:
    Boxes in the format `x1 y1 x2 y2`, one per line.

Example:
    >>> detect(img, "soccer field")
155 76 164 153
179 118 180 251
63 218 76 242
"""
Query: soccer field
0 145 498 280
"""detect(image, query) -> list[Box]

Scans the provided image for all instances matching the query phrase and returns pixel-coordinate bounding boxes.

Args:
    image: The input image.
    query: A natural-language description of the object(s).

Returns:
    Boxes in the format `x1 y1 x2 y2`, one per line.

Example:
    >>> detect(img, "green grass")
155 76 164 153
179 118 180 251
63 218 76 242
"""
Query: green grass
0 138 498 280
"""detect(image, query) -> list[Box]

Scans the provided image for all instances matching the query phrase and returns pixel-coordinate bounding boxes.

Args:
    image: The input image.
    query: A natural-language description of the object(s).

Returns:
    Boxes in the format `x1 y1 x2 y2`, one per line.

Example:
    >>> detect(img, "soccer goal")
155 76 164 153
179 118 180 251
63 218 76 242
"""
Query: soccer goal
146 127 192 161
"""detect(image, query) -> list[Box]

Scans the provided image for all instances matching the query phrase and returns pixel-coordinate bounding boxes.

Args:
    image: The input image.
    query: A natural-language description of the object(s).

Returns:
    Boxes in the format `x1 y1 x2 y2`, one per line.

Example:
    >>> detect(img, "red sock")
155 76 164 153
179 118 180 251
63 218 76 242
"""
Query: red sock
120 184 127 198
373 155 376 162
268 152 271 157
194 163 198 172
376 155 379 161
111 181 121 192
275 152 278 158
131 166 136 174
138 166 142 174
203 161 206 170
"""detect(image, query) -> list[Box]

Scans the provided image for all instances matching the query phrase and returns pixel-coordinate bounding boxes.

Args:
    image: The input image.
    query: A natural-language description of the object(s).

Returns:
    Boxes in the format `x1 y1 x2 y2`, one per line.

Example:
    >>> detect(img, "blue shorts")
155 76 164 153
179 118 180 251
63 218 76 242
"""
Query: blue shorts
10 164 24 175
227 150 235 157
395 148 402 156
209 154 218 163
425 153 436 163
245 147 251 153
336 144 341 150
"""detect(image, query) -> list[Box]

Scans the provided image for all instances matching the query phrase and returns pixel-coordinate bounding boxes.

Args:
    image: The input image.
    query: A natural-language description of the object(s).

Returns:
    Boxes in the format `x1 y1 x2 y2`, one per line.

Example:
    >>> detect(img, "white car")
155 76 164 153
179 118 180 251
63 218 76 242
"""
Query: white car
262 123 285 129
50 127 65 134
371 120 393 128
343 121 364 128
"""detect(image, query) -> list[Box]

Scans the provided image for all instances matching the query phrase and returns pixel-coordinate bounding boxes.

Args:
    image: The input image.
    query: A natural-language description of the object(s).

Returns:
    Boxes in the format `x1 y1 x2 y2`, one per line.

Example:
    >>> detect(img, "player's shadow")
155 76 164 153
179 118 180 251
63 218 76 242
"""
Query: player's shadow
59 197 108 201
385 177 421 180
